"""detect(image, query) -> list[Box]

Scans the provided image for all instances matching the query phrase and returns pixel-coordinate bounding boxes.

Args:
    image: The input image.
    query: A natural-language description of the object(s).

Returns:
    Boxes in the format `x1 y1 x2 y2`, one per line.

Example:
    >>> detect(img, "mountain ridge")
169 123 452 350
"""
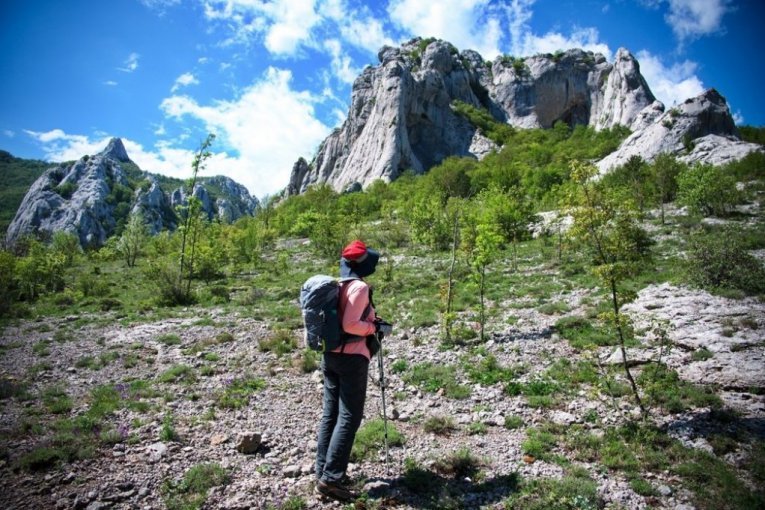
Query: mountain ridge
4 139 259 247
289 38 761 195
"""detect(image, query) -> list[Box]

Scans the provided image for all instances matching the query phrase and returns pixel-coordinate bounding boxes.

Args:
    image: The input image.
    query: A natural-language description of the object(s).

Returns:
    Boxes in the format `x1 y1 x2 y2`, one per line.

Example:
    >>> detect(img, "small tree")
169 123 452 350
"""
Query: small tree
117 212 149 268
462 192 503 342
470 222 503 342
650 153 684 224
677 163 738 216
564 160 653 418
441 198 465 342
601 155 655 218
177 134 215 301
50 231 81 266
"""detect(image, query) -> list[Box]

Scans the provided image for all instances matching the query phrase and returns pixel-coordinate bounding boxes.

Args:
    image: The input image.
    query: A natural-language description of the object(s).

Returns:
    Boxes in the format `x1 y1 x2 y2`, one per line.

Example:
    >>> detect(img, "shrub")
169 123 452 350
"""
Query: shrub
685 226 765 295
423 415 456 435
54 181 77 199
159 414 179 441
677 164 739 216
259 329 298 355
433 447 482 478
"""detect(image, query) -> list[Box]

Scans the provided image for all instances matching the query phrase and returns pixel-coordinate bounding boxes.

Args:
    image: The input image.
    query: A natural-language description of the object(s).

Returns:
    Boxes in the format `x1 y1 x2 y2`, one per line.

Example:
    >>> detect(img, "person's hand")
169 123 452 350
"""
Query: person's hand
375 319 393 336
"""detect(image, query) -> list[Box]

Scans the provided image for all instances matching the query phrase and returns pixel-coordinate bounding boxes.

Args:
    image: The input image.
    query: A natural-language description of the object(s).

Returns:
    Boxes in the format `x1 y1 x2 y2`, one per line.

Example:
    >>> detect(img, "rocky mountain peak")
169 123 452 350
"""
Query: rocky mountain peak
288 39 661 195
288 39 758 195
6 139 259 247
99 137 131 162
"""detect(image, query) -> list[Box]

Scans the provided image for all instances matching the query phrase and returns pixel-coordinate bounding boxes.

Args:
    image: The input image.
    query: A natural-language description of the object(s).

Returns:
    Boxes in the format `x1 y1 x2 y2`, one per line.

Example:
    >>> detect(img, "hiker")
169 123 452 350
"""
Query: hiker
315 240 392 502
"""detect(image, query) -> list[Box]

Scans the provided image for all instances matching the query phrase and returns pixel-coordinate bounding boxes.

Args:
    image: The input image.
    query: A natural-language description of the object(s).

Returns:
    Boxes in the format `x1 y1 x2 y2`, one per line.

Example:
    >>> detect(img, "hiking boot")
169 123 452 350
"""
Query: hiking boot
315 479 354 502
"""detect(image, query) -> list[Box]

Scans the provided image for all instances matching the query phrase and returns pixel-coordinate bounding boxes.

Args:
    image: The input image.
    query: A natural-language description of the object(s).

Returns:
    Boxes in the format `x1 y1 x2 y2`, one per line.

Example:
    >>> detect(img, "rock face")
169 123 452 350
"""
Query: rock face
6 140 131 247
290 39 760 194
288 40 658 194
6 138 259 247
597 89 763 172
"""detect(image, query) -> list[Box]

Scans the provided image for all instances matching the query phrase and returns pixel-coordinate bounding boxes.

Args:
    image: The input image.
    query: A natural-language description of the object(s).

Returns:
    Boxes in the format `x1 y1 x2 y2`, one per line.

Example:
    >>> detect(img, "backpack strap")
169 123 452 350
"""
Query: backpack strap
337 278 373 354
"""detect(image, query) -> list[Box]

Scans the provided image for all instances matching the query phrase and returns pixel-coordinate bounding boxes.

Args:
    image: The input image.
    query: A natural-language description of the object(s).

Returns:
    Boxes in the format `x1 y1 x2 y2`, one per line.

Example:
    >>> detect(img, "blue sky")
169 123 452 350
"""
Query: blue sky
1 0 762 198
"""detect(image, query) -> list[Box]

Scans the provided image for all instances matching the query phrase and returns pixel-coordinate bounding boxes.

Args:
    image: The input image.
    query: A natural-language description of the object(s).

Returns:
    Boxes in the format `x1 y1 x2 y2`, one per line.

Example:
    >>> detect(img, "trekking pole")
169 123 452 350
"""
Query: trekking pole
376 331 391 474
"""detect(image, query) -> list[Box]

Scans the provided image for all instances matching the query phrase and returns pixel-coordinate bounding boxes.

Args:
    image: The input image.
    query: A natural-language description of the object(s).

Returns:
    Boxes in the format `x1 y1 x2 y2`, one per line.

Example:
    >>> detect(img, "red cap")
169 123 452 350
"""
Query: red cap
342 240 368 261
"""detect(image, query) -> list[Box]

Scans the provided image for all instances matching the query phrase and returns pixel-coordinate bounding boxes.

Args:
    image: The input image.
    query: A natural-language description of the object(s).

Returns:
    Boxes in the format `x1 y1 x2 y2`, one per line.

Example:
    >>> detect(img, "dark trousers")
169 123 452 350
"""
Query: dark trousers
316 352 369 483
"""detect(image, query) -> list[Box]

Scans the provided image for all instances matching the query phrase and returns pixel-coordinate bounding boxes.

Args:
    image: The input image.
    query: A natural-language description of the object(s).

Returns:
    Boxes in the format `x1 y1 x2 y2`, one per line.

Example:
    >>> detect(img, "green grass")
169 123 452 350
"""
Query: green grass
404 362 471 399
157 333 182 345
215 376 265 409
158 364 196 384
433 447 482 478
691 348 714 362
41 386 73 414
504 415 524 430
503 471 600 510
463 354 517 385
162 463 229 510
423 415 456 435
638 363 722 413
15 381 157 471
351 418 404 461
563 423 764 510
258 328 298 355
553 315 620 349
159 413 179 441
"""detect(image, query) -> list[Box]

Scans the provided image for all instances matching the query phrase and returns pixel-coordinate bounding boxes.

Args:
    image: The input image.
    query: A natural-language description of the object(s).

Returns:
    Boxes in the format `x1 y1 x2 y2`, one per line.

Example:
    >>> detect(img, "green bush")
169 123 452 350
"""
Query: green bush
677 164 739 216
685 226 765 295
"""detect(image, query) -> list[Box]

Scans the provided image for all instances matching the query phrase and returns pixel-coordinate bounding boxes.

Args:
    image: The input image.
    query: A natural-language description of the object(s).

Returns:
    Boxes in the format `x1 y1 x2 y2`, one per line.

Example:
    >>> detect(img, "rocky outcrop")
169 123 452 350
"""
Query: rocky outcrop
288 40 658 194
597 89 762 172
207 176 259 223
6 139 259 247
491 47 656 131
131 176 175 234
6 140 131 247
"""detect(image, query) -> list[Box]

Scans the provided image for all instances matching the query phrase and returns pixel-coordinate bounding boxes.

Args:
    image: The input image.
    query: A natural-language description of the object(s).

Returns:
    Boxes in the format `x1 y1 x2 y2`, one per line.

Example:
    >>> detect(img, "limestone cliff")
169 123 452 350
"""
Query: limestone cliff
6 139 259 247
288 39 658 194
597 89 763 172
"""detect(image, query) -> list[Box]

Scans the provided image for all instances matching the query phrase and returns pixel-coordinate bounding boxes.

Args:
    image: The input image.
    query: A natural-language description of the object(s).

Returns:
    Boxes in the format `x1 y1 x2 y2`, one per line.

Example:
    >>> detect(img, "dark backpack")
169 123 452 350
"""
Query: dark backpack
299 275 358 352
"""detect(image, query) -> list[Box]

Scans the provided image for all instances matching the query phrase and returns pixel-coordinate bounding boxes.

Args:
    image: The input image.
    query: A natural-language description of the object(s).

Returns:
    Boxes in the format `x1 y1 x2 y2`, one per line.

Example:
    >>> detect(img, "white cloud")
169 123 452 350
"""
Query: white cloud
160 66 331 196
505 0 612 59
118 52 140 73
203 0 321 56
171 72 200 92
322 0 395 53
198 56 210 65
518 26 612 60
103 80 118 86
140 0 180 12
388 0 503 58
636 50 705 107
324 39 361 85
665 0 732 43
4 130 15 138
732 110 744 125
24 129 109 160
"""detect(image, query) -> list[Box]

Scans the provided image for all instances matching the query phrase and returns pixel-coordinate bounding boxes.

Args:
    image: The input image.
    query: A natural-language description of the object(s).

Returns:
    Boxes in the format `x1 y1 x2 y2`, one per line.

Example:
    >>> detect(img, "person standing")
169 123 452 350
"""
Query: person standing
315 240 392 502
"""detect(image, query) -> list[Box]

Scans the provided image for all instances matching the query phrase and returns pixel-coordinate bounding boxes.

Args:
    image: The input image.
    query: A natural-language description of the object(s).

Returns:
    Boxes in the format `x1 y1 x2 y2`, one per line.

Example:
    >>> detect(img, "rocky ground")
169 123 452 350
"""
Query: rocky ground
1 272 763 509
